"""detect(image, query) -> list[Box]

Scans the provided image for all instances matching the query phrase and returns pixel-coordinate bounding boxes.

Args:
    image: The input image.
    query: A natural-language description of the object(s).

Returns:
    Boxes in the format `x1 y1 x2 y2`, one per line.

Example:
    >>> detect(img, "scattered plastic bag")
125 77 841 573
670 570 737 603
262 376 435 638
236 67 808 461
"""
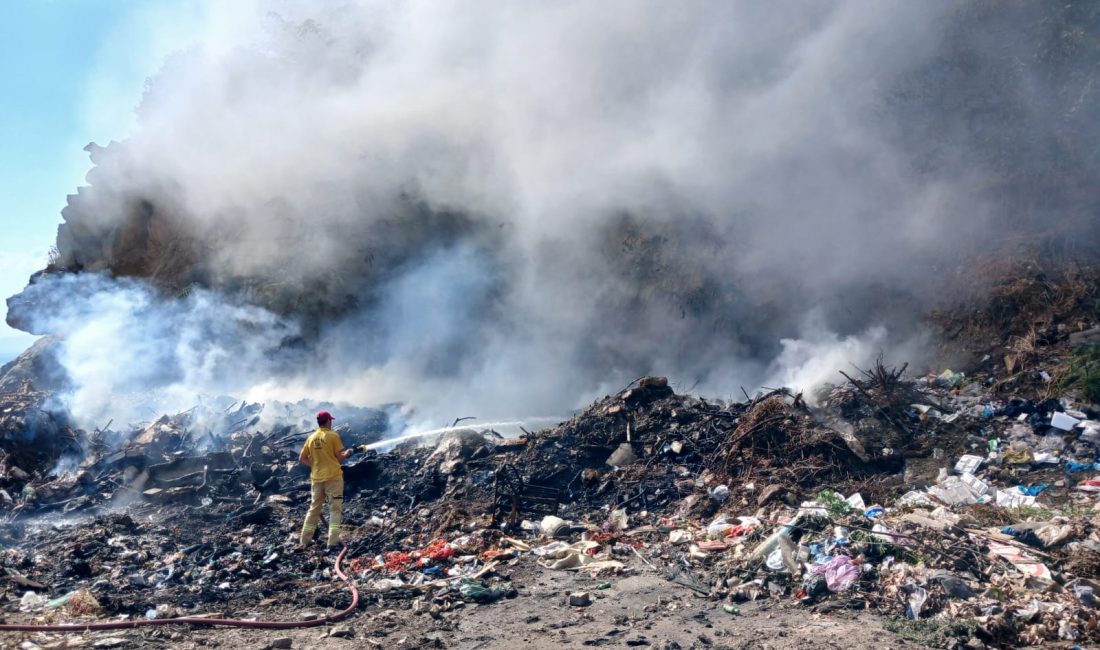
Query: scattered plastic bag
845 492 865 511
832 525 850 546
1002 526 1043 548
369 578 406 592
871 523 910 546
935 369 964 388
1072 581 1097 608
765 548 787 572
931 573 976 599
994 488 1036 509
986 539 1053 582
1017 483 1050 497
668 529 693 544
797 501 828 518
531 540 574 556
458 578 515 603
728 578 765 602
797 574 828 602
46 591 79 609
928 476 979 506
1039 434 1066 451
707 514 734 540
1066 461 1098 473
907 585 928 619
812 555 860 592
1034 522 1075 548
607 509 629 532
536 541 603 569
1078 479 1100 492
897 490 934 507
19 591 47 611
1081 426 1100 446
732 515 761 534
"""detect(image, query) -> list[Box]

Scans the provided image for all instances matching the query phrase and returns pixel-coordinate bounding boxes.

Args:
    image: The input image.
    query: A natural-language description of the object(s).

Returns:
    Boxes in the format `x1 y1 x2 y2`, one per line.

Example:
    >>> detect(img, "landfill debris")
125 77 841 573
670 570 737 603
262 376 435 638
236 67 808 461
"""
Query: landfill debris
539 515 570 538
1051 411 1081 431
606 442 639 467
907 586 928 619
458 577 516 603
986 540 1054 582
2 359 1100 647
954 454 984 475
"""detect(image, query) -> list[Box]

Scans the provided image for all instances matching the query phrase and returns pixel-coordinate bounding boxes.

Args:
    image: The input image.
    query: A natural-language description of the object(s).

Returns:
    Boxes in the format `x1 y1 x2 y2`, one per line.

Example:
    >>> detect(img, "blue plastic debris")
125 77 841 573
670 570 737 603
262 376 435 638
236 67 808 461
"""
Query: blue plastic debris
1001 526 1043 548
1066 461 1097 473
1017 484 1050 497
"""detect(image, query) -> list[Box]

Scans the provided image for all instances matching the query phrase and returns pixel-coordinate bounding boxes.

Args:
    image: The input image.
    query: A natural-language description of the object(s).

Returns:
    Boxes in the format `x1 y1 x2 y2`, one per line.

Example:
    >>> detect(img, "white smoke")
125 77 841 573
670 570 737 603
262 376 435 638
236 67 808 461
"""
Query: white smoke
11 0 1048 430
18 273 294 427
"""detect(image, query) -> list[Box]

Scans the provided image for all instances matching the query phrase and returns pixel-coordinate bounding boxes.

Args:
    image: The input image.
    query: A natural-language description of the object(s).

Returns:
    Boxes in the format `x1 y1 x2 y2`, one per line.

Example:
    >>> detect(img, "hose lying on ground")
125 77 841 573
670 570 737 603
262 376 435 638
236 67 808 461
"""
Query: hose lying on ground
0 547 358 632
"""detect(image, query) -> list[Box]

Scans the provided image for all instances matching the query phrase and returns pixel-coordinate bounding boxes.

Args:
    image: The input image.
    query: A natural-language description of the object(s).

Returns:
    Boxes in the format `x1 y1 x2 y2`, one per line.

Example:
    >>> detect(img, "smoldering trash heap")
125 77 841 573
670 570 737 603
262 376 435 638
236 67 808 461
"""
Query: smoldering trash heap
4 1 1100 648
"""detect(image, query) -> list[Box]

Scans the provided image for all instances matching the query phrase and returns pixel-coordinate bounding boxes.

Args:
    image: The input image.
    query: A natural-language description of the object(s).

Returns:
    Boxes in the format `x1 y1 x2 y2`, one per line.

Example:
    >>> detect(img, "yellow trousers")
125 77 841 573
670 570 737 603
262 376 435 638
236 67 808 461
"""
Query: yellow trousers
299 478 344 547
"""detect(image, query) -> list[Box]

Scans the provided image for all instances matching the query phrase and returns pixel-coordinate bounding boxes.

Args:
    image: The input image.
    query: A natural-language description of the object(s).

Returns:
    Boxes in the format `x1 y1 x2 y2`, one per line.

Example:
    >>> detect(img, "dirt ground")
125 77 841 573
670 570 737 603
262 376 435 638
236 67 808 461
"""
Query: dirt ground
2 557 935 650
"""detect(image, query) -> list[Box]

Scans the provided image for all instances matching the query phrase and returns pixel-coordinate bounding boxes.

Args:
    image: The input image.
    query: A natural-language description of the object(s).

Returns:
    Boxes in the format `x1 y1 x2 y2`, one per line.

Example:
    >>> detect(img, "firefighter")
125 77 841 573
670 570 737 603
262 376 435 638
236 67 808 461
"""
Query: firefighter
298 410 354 548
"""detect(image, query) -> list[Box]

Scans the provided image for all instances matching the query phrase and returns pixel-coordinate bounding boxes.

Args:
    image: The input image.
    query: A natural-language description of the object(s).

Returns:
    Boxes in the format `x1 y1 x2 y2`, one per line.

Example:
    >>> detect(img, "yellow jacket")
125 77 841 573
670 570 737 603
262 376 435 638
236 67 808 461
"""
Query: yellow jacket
300 427 344 483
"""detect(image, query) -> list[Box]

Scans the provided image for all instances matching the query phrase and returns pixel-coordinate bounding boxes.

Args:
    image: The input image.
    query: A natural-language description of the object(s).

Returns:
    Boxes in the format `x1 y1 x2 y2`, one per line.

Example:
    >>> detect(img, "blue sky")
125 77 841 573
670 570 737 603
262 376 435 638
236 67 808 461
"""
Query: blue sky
0 0 199 361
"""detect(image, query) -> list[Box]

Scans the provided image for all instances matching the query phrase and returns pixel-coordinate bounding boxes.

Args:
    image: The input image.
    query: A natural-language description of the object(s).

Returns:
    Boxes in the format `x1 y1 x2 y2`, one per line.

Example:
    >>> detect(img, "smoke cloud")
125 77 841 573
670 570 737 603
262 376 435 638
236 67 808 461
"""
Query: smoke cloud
8 1 1099 430
15 273 294 427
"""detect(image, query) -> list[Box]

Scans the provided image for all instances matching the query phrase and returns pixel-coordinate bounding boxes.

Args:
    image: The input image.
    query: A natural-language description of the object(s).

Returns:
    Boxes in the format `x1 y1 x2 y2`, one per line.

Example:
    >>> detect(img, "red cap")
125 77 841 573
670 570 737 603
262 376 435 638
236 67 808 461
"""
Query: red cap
316 410 333 425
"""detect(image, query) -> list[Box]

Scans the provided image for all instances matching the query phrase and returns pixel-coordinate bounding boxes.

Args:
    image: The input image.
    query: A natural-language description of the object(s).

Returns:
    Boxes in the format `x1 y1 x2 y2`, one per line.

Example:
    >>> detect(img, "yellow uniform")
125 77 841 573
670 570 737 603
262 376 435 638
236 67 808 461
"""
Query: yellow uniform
299 427 345 547
302 427 344 483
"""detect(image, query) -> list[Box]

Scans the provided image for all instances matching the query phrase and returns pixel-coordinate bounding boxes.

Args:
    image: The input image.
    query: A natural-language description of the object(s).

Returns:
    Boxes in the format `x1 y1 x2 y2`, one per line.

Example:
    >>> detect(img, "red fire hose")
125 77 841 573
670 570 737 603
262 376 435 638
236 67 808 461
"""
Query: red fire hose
0 547 359 632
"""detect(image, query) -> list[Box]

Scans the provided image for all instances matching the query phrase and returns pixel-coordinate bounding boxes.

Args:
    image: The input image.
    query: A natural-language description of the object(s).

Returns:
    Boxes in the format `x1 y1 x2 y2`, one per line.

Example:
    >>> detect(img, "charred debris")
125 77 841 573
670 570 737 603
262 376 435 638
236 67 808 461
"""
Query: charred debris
4 323 1100 647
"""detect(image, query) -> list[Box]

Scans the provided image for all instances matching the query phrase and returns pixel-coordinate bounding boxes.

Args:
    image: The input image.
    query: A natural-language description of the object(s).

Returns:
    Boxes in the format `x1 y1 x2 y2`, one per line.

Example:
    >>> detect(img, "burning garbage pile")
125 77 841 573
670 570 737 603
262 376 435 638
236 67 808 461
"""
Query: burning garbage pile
0 380 391 535
489 373 1100 646
0 388 82 509
4 362 1100 646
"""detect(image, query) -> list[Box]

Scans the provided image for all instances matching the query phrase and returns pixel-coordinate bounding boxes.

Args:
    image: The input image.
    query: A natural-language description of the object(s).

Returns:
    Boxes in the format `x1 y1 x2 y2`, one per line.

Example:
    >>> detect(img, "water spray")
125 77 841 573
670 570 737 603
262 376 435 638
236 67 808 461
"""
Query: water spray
363 417 560 451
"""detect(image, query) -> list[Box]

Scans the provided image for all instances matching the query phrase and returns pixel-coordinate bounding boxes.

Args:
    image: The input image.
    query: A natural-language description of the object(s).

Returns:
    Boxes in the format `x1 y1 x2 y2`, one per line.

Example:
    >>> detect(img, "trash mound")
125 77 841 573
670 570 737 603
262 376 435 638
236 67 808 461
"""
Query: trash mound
0 337 68 395
507 377 888 511
312 370 1100 647
0 385 82 491
712 395 867 491
7 365 1100 646
0 397 390 528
